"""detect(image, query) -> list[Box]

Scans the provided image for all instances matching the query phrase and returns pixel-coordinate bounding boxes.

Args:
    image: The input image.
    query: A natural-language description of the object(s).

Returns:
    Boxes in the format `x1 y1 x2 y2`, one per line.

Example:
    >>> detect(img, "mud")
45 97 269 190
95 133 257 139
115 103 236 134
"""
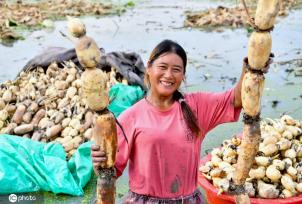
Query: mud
185 0 301 29
0 0 114 42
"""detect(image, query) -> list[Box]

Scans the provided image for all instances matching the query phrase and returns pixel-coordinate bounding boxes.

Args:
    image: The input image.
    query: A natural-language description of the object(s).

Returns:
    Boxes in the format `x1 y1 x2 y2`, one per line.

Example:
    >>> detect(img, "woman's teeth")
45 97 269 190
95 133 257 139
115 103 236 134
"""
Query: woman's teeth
160 81 173 86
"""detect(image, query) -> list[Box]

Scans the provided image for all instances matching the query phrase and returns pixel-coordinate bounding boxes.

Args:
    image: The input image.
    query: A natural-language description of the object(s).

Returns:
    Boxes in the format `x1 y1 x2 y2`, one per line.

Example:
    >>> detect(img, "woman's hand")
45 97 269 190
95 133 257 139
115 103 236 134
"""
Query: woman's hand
91 144 107 175
234 55 274 108
233 62 246 108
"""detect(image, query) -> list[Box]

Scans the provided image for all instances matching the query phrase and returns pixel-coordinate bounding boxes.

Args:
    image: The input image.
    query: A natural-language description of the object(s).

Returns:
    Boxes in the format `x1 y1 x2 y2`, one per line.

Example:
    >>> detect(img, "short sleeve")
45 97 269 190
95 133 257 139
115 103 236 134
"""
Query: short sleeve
114 111 135 178
185 88 241 135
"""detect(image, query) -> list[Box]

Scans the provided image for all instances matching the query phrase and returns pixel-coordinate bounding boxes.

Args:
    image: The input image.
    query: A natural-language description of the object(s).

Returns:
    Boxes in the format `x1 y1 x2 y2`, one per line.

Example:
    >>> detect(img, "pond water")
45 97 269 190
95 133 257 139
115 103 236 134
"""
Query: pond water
0 0 302 203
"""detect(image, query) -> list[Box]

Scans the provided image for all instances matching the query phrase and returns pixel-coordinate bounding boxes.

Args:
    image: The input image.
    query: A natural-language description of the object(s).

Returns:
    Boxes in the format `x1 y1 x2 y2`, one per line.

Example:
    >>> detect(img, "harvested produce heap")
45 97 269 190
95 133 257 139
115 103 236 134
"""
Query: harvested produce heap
0 60 122 159
184 0 299 29
0 19 123 161
0 0 113 42
200 114 302 199
0 63 93 159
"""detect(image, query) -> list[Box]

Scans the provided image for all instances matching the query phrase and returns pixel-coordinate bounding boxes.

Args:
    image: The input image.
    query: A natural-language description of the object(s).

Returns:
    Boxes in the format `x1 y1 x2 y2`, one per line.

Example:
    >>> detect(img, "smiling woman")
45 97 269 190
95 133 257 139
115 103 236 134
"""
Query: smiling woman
144 40 201 137
91 39 246 203
146 52 184 99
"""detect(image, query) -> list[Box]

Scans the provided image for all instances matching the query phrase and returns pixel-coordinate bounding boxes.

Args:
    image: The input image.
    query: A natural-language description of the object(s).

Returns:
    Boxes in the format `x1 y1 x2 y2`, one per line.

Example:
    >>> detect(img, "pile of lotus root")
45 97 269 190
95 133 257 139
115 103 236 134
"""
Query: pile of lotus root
0 61 125 159
0 0 113 41
200 115 302 199
184 0 299 28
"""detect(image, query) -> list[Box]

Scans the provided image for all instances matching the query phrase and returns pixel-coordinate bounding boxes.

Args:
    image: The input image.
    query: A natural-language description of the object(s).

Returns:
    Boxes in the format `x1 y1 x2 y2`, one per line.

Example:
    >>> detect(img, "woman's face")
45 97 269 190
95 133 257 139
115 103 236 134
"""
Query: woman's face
147 52 184 98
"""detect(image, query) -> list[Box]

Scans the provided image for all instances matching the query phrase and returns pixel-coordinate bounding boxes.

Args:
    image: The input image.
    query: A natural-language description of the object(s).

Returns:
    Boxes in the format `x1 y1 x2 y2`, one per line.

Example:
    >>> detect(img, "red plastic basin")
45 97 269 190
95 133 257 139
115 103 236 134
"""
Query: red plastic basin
198 154 302 204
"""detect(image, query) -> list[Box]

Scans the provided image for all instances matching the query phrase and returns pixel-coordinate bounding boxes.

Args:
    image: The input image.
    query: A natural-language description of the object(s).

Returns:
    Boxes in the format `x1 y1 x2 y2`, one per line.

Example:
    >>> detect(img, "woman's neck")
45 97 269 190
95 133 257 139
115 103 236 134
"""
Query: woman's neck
146 92 174 111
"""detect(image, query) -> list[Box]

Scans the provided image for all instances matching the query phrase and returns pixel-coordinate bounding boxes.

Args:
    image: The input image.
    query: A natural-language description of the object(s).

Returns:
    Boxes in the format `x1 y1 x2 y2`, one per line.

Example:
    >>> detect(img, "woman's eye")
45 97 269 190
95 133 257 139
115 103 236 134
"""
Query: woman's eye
158 66 167 70
173 68 182 73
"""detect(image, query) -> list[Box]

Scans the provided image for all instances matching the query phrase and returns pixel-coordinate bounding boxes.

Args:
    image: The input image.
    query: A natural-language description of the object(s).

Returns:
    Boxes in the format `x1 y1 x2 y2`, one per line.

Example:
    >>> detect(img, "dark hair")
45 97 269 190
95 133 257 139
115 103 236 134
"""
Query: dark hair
144 39 201 137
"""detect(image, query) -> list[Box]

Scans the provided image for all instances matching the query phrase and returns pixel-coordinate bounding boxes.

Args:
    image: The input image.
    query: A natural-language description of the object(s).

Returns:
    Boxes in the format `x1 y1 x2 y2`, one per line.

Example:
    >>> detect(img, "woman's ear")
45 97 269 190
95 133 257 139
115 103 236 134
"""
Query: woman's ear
146 61 152 74
144 66 151 89
147 61 151 68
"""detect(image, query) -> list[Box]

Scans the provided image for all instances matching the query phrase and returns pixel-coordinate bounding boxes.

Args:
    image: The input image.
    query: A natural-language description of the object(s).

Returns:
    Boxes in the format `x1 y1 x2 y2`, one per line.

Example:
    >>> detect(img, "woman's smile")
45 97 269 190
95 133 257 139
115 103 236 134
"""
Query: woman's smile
147 52 184 98
159 80 174 87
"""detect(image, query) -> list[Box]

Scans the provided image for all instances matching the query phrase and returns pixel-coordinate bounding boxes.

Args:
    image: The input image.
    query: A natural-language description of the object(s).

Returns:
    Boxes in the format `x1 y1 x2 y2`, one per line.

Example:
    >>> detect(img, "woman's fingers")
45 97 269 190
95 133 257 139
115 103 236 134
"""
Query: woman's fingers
91 144 100 150
92 157 107 163
91 144 106 157
91 144 107 175
91 150 106 156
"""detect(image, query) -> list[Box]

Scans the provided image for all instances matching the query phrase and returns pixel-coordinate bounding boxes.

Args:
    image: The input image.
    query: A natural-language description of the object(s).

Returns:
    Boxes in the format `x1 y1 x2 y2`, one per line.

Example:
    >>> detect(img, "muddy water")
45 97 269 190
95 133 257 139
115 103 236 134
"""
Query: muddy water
0 0 302 203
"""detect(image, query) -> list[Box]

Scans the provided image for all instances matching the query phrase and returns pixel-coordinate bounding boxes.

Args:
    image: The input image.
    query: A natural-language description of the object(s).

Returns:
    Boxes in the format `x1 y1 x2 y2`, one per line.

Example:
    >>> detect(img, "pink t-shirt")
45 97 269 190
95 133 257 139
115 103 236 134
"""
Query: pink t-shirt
115 88 241 198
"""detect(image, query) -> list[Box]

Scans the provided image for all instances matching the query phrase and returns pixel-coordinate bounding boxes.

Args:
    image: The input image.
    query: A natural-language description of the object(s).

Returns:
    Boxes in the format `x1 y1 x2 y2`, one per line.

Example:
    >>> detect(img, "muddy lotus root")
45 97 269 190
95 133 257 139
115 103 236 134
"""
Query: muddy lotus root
81 68 109 111
75 36 101 68
67 16 86 38
248 32 272 69
241 72 265 117
255 0 280 30
93 112 117 169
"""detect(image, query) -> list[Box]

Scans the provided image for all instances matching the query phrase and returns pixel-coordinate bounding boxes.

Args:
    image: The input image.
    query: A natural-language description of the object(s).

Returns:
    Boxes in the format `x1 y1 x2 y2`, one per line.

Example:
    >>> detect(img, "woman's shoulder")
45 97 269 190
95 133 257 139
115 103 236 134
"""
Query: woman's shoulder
184 89 235 110
184 88 234 101
117 98 146 120
184 91 210 102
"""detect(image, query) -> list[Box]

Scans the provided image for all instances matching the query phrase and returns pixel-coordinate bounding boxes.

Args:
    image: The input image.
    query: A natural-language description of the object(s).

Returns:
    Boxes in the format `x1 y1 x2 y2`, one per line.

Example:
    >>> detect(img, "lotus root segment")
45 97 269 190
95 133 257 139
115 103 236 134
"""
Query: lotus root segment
67 16 86 38
248 32 272 69
81 69 109 111
234 123 261 185
241 72 265 117
97 175 116 204
75 36 101 68
93 112 117 169
255 0 280 30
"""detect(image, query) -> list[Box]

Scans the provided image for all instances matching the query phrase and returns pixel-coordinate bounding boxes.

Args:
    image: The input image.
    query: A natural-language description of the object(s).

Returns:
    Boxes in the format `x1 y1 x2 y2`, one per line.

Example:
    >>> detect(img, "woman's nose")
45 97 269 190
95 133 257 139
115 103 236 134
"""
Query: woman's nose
163 68 173 78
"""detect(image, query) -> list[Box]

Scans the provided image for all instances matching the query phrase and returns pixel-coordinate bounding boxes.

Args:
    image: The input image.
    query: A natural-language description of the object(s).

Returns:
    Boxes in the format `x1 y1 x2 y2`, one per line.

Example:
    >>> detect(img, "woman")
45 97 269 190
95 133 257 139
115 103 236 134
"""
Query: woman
91 39 244 203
